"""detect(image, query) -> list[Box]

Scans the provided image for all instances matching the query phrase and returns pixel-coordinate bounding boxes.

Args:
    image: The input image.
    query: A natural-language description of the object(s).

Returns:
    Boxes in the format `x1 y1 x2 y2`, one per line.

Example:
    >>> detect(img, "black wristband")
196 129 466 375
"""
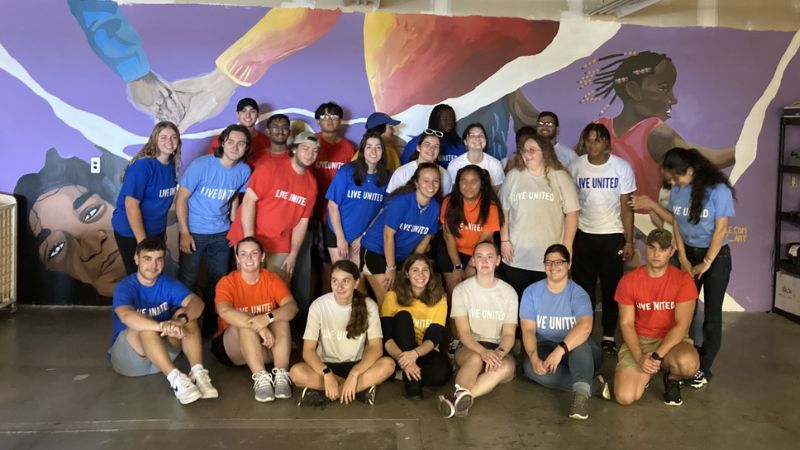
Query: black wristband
651 352 663 361
558 341 569 353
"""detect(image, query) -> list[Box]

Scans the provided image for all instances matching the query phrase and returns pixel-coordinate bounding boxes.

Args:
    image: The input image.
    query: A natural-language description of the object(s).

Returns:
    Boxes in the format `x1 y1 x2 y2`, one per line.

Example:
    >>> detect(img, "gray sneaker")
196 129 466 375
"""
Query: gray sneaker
592 375 611 400
252 370 275 402
569 391 590 420
272 368 293 399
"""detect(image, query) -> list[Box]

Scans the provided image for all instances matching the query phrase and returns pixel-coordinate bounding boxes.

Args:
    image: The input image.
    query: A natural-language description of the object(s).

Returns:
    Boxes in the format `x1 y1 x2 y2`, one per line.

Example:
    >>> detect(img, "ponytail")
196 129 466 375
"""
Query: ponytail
331 260 370 339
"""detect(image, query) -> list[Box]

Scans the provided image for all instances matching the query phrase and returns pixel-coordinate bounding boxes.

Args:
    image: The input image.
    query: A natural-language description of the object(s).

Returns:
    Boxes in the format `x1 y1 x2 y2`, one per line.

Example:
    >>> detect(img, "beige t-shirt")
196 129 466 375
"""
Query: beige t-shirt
303 293 382 363
500 168 579 271
450 277 518 345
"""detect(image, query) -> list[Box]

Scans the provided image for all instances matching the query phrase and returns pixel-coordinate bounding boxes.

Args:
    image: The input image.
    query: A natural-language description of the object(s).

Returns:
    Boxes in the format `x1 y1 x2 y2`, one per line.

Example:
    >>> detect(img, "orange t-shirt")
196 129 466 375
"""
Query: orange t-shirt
207 131 272 170
439 197 501 255
214 268 292 336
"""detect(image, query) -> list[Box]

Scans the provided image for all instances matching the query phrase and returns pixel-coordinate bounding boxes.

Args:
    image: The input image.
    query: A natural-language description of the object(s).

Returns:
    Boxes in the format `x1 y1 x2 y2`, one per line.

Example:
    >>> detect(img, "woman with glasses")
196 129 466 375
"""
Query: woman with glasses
387 130 452 195
519 244 608 420
399 104 466 169
446 123 506 190
360 163 442 305
499 130 579 300
325 132 390 266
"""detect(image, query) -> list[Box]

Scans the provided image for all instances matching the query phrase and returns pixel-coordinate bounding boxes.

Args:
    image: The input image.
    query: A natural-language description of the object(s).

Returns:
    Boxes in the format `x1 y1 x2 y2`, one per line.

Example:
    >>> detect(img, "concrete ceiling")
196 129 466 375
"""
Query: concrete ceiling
133 0 800 30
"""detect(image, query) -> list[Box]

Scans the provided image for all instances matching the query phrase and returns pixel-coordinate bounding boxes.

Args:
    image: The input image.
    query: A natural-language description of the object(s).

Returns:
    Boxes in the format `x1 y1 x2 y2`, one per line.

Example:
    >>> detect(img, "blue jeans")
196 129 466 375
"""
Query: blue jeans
523 339 602 395
178 231 232 334
685 244 732 380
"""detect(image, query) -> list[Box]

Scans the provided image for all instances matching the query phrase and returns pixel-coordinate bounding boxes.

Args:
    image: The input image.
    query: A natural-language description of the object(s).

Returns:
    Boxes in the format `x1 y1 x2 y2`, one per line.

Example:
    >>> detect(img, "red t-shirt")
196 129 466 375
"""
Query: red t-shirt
207 131 272 169
312 133 356 219
227 157 317 253
439 197 501 255
214 268 292 336
615 265 698 339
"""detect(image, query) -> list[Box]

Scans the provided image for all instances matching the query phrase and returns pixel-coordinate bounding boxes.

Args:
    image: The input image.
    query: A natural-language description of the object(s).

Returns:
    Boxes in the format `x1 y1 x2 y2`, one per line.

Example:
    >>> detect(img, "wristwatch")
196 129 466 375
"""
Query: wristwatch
267 312 275 324
454 263 464 270
322 366 332 375
651 352 663 361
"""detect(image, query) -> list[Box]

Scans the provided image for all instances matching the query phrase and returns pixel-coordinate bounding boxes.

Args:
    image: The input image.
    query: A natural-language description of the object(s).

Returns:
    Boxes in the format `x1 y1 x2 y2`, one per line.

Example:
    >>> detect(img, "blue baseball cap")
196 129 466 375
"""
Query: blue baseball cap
366 112 400 130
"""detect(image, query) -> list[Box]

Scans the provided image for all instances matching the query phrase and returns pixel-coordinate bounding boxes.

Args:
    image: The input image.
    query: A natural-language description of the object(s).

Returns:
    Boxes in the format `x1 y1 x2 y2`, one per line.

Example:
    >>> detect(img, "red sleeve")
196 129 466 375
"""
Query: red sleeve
614 270 637 305
301 174 318 219
247 163 271 197
208 135 220 154
483 203 501 232
215 273 236 305
674 270 700 303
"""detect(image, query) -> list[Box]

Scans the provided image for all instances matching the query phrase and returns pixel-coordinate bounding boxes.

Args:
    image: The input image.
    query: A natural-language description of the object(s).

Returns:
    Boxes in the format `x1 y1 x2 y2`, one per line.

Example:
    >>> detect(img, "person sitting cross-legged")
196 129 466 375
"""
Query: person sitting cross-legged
614 229 700 407
109 237 218 405
212 237 298 402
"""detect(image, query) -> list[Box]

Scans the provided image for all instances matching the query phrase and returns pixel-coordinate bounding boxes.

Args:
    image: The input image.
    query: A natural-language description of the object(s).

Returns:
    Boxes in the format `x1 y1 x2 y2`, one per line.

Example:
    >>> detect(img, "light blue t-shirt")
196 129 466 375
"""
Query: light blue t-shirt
112 158 176 237
519 279 593 343
361 191 440 261
325 163 387 243
179 155 251 234
668 183 735 248
111 273 191 344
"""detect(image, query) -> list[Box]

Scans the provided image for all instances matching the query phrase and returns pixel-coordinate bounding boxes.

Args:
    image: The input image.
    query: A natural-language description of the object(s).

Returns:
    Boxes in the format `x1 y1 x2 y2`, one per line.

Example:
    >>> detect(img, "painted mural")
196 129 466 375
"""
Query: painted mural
1 0 799 310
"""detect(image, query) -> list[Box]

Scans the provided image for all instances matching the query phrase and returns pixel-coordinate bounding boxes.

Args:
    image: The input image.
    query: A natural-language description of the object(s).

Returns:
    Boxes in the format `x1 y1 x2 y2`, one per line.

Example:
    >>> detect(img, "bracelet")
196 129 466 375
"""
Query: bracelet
558 341 570 353
385 264 396 271
624 242 633 246
703 256 713 265
413 349 420 357
501 240 510 243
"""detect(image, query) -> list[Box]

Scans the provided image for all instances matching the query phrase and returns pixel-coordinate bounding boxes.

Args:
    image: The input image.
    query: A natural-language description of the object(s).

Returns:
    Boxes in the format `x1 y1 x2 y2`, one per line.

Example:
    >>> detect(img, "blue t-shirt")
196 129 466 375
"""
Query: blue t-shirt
112 158 177 237
361 191 441 261
111 273 191 344
400 135 466 169
179 155 251 234
519 280 593 343
668 183 735 248
325 163 387 242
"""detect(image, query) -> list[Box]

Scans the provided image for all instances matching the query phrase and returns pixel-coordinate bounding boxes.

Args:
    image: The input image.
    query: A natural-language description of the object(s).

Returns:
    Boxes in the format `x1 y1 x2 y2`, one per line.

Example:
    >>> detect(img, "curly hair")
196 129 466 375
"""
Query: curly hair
331 260 370 339
575 122 611 156
393 254 444 307
121 121 181 182
444 165 504 239
506 132 565 174
213 124 252 162
661 148 736 224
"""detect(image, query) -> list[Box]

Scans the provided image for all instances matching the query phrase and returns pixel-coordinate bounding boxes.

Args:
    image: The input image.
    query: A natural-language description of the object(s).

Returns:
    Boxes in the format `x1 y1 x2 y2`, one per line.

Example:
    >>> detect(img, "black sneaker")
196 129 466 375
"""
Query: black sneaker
601 340 617 357
687 370 708 389
297 387 329 407
405 380 423 400
663 372 683 406
592 375 611 400
356 385 376 405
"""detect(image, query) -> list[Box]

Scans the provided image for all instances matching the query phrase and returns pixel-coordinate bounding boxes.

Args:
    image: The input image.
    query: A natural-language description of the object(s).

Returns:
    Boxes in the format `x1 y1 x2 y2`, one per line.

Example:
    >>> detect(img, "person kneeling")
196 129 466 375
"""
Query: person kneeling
614 229 700 407
212 237 298 402
381 254 452 400
440 241 517 418
290 260 395 406
109 237 217 405
520 244 610 421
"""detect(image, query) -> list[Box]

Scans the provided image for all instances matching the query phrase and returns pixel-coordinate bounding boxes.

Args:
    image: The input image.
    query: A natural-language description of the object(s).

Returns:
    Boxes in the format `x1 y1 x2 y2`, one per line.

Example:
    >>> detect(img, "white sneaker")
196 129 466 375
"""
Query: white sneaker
191 368 219 399
252 370 275 402
272 368 293 399
172 373 202 405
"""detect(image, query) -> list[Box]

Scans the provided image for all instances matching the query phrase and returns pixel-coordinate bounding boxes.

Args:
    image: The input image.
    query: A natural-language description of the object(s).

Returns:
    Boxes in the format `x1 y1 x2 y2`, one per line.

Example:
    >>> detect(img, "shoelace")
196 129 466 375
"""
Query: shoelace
252 372 273 388
273 369 292 386
194 369 212 384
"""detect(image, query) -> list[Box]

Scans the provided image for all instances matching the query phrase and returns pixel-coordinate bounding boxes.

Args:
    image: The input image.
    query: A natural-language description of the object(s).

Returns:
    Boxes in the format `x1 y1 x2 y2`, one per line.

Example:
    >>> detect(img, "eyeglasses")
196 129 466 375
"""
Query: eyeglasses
537 121 556 127
423 128 444 138
543 259 568 268
320 114 339 121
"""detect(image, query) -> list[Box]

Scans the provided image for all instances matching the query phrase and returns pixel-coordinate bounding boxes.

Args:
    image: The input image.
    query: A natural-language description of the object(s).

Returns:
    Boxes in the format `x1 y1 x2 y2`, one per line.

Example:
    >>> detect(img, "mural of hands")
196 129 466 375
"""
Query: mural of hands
170 68 239 132
127 72 186 125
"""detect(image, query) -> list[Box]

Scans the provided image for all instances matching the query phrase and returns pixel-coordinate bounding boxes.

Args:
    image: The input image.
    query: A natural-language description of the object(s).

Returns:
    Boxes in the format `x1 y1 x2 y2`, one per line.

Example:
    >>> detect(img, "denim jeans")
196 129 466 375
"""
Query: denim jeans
178 231 232 335
685 244 732 380
523 338 602 395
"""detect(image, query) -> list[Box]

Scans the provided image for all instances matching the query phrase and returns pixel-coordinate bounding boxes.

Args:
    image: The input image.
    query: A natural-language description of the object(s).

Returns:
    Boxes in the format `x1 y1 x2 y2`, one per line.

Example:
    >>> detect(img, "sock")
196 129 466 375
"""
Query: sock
167 368 180 385
190 364 204 374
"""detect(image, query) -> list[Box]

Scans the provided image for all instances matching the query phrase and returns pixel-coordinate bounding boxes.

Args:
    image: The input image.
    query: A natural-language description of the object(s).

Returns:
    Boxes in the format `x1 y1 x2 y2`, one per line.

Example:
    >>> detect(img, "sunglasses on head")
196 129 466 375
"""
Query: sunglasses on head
423 128 444 138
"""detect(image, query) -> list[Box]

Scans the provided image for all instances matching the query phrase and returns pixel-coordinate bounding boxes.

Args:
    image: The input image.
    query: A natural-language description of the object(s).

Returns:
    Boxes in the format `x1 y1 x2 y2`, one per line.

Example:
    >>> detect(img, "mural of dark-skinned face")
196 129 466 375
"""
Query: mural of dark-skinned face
628 59 678 121
15 148 128 298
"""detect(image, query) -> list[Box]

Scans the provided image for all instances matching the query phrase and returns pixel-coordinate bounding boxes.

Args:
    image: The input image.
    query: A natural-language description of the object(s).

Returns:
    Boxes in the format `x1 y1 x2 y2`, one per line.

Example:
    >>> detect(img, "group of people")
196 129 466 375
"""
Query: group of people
107 97 735 421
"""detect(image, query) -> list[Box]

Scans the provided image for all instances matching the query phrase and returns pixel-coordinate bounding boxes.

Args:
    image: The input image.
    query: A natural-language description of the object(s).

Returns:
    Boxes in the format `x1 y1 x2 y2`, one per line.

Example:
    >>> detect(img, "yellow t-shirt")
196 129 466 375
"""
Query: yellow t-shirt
380 291 447 346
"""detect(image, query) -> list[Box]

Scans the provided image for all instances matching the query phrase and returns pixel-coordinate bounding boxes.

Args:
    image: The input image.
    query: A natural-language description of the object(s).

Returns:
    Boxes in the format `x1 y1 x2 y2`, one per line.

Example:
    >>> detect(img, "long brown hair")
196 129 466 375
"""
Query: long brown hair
331 260 369 339
121 121 182 182
394 254 444 307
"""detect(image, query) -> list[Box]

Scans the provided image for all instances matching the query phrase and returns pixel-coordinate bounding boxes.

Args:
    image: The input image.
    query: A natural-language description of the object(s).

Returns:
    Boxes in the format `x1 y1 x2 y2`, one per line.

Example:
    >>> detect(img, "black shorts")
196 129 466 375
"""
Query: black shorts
324 225 339 249
435 245 472 273
361 247 403 275
210 333 244 367
327 360 360 378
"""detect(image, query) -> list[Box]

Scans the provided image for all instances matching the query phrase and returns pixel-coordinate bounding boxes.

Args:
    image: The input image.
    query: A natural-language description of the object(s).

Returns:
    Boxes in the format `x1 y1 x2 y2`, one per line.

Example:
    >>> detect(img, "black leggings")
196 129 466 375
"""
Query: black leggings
571 230 624 338
391 311 451 387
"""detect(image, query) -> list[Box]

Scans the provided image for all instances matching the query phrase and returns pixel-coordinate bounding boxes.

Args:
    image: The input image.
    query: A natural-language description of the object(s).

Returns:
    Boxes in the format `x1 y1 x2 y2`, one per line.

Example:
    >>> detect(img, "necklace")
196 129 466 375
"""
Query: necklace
417 200 430 215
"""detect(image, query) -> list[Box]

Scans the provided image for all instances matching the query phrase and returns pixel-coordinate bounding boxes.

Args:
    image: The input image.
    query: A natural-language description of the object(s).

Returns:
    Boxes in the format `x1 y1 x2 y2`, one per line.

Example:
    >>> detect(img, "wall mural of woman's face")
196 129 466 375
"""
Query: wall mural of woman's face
29 185 125 297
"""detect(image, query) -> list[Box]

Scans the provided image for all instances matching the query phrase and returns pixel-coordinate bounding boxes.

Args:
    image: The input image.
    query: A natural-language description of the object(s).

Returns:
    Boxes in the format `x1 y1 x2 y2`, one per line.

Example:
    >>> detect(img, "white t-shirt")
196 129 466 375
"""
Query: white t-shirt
303 293 383 363
569 154 636 234
446 152 506 188
386 161 453 196
500 168 579 271
451 277 518 345
554 142 578 168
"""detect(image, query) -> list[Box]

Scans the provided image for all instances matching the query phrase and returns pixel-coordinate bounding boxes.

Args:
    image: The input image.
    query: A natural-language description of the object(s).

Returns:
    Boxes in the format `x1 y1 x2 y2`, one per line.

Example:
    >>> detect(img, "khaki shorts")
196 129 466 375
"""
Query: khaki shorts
265 253 288 280
616 336 693 371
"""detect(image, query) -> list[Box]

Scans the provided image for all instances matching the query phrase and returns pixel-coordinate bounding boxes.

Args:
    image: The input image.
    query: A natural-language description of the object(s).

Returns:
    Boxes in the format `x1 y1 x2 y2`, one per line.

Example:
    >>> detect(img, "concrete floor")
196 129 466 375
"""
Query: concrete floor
0 307 797 450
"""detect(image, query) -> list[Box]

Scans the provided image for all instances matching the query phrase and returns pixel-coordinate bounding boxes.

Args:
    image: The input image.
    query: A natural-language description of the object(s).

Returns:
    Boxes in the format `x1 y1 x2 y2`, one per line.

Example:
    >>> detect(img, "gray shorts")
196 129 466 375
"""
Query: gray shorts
109 329 181 377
